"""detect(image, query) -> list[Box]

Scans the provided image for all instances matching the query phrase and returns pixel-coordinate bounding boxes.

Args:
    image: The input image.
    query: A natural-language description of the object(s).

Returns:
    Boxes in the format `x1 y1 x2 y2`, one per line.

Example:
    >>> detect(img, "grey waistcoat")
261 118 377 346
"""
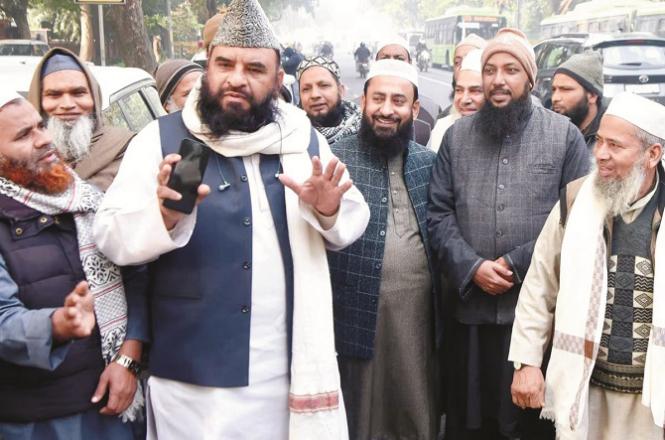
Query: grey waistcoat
428 102 590 324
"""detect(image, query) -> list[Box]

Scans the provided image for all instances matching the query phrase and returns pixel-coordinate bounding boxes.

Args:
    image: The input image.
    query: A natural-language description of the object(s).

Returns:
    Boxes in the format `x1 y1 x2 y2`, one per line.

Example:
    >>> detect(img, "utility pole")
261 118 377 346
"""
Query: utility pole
166 0 174 58
515 0 521 30
98 4 106 65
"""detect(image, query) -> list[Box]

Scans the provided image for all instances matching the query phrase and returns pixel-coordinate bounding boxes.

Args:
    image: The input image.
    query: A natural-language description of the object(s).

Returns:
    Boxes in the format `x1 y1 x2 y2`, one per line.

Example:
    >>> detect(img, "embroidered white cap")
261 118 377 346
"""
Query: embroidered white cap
460 49 482 73
376 36 411 57
605 92 665 140
366 59 419 88
0 90 22 109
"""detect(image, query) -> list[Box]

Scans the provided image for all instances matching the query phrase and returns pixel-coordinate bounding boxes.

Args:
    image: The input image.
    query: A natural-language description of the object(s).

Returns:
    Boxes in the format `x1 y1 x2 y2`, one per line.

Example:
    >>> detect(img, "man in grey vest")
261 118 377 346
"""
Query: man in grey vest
328 60 441 440
510 92 665 439
427 28 589 440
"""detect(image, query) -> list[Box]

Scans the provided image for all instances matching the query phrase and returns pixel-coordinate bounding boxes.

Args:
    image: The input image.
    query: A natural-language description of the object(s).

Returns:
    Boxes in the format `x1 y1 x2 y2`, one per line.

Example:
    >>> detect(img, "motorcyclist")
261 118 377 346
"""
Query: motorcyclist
354 42 371 63
415 39 429 59
319 41 334 59
354 42 372 78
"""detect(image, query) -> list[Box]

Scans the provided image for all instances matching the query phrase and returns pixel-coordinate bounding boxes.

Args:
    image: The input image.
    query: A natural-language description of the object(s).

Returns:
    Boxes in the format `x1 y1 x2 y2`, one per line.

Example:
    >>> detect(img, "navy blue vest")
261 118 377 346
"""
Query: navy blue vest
148 112 317 387
0 195 104 422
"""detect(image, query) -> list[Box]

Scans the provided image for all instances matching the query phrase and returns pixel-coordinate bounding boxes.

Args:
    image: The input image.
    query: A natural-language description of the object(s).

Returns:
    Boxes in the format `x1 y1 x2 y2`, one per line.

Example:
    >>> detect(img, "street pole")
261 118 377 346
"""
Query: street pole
515 0 521 30
98 4 106 65
166 0 174 58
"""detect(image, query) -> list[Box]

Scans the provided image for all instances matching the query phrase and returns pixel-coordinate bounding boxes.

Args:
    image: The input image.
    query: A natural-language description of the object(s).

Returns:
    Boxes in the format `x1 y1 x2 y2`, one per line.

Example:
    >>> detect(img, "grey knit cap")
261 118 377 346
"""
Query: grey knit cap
555 51 604 97
211 0 280 51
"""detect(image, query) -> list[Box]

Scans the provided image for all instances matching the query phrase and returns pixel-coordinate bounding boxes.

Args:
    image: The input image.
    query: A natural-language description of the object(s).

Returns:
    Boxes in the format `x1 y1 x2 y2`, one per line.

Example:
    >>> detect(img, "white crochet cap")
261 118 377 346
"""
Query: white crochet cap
366 59 419 88
0 90 22 109
460 49 482 73
605 92 665 140
376 36 410 56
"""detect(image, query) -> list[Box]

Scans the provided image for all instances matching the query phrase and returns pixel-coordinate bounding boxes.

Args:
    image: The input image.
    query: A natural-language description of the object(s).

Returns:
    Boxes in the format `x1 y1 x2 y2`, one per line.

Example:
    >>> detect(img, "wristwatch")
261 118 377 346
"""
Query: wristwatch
111 353 142 376
513 361 523 371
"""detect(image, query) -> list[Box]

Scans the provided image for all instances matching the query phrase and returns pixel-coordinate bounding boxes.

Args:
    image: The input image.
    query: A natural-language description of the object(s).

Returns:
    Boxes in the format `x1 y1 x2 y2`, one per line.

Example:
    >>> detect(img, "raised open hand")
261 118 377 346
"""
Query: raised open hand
279 156 353 216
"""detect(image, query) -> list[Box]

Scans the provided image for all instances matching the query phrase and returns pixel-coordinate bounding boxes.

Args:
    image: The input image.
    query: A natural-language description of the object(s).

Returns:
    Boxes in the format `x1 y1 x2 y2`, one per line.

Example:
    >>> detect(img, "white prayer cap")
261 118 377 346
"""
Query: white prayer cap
605 92 665 140
0 90 22 110
455 33 486 51
366 59 419 88
460 49 482 73
376 36 410 56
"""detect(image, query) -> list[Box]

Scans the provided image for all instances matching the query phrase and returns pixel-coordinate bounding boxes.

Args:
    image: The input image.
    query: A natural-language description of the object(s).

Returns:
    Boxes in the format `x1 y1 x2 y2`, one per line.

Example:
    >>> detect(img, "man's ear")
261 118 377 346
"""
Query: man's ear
412 99 420 119
587 91 598 106
339 83 347 98
647 142 663 169
360 94 366 113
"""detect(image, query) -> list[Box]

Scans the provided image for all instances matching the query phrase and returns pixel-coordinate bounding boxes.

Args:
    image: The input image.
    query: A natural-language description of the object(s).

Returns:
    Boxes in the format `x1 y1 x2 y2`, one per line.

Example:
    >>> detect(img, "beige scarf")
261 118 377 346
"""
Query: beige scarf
544 173 665 438
182 81 348 439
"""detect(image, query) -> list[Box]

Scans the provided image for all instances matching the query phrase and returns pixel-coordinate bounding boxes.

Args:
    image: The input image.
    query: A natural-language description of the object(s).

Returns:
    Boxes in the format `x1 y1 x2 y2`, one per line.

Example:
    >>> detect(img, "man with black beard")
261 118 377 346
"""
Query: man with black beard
328 59 442 440
296 56 361 145
93 0 369 438
552 52 608 149
428 28 590 440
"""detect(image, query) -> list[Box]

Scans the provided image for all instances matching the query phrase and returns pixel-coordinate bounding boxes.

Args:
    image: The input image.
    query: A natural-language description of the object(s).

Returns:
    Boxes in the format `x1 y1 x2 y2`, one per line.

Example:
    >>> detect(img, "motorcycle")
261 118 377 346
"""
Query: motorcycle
356 60 369 79
417 50 430 73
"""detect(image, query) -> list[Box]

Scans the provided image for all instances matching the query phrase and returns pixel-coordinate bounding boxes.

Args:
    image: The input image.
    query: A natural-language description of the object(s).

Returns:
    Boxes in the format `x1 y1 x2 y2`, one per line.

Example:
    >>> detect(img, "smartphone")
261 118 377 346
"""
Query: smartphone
163 138 210 214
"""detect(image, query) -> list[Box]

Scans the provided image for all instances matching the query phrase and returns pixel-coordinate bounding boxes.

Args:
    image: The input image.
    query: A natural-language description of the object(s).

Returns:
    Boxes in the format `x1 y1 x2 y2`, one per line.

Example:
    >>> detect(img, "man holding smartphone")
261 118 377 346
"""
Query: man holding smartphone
93 0 370 439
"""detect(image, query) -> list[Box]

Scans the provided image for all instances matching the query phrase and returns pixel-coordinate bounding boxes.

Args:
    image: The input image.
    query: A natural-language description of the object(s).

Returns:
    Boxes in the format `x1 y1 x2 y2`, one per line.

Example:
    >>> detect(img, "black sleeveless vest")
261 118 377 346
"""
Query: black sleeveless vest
0 194 104 422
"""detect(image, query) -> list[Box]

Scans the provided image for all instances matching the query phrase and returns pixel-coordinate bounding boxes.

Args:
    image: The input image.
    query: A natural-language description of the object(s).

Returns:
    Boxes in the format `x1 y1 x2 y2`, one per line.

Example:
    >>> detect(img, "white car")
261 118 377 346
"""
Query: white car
0 61 165 132
0 39 49 57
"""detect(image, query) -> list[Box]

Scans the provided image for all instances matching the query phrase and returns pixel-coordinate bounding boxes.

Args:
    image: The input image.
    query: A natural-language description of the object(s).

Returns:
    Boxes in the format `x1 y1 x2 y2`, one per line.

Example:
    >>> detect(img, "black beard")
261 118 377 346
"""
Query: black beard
564 94 589 128
358 113 413 158
197 75 278 137
477 90 531 141
310 99 344 127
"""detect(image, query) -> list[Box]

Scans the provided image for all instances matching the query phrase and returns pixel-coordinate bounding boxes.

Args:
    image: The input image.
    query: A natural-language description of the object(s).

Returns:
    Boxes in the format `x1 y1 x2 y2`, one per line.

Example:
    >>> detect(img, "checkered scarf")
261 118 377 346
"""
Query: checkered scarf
0 173 143 421
542 173 665 437
314 100 361 146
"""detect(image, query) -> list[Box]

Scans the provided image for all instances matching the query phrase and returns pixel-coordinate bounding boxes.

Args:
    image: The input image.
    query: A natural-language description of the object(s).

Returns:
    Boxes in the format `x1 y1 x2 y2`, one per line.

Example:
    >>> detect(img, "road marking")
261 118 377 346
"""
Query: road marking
419 75 452 87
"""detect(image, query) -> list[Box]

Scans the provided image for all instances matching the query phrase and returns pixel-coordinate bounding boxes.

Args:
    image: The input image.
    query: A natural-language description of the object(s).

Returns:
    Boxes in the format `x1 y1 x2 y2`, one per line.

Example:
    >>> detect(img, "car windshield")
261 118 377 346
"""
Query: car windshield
537 43 581 70
0 43 48 56
600 44 665 68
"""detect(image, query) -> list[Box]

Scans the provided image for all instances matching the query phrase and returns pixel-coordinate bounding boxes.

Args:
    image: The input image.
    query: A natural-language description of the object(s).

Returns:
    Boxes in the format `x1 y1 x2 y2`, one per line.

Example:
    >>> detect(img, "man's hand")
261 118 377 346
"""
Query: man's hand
52 281 95 343
157 153 210 231
279 156 353 216
92 340 142 415
473 260 514 295
495 257 515 282
91 363 138 415
511 365 545 409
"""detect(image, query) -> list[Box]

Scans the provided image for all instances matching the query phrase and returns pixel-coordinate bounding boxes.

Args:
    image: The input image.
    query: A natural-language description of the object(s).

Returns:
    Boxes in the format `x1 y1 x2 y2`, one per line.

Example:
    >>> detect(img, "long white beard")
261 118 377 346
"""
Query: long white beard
593 157 647 218
48 115 95 163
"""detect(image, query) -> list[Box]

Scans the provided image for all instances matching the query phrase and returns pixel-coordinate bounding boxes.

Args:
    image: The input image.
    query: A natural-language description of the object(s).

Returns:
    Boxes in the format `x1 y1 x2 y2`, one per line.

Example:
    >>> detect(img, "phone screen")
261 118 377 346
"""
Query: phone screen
162 138 210 214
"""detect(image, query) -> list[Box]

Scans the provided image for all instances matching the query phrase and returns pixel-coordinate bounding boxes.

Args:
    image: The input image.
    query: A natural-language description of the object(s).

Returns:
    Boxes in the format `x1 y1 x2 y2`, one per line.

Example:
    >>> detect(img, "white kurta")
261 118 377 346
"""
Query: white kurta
93 120 369 439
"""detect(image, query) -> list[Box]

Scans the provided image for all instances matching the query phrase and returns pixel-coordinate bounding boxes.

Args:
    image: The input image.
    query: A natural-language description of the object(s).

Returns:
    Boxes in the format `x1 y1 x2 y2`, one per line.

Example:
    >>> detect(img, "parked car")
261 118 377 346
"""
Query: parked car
0 62 165 132
0 39 49 56
533 33 665 108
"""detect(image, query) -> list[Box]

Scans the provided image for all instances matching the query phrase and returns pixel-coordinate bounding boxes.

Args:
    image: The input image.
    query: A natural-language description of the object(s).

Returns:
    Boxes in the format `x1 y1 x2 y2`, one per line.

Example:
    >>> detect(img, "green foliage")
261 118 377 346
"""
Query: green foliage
28 0 81 42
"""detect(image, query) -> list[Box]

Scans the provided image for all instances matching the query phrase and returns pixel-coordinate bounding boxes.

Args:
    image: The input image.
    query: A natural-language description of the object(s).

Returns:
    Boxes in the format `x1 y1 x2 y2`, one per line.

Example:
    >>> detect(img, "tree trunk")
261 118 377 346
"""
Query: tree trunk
106 0 155 72
79 4 95 61
0 0 30 39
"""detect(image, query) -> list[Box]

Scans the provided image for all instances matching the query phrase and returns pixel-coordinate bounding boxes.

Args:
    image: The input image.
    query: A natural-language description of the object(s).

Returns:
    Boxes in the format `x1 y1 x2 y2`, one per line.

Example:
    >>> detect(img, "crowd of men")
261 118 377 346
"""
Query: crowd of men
1 0 665 439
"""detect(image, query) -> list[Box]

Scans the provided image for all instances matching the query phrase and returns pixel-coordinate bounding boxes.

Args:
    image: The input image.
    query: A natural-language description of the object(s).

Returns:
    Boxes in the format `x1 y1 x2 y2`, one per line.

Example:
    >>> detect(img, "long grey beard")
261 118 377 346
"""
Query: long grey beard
593 157 646 218
48 115 94 163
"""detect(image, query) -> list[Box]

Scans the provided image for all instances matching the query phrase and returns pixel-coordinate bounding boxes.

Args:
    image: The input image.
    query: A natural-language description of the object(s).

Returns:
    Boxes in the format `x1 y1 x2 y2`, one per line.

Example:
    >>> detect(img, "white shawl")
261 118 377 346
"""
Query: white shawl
182 81 348 439
544 173 665 438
